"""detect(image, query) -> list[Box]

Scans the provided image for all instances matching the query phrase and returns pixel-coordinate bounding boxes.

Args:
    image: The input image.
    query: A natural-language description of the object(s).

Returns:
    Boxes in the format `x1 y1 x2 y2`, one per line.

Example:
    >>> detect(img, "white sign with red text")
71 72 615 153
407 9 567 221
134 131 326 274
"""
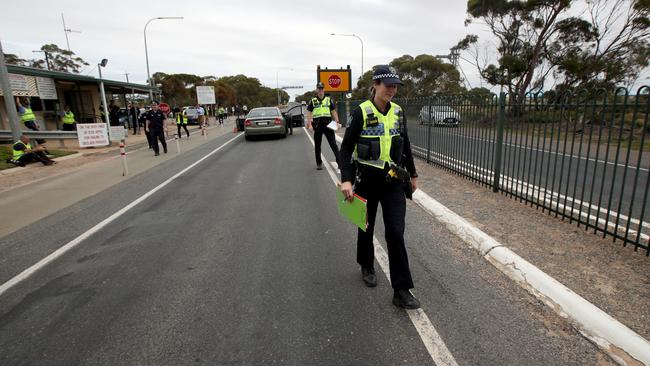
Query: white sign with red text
77 123 109 147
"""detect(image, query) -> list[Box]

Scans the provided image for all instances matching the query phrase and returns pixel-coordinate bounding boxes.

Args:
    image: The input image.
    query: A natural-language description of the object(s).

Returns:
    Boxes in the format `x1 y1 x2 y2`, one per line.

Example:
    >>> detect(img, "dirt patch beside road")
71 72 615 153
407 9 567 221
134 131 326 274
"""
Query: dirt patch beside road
413 159 650 341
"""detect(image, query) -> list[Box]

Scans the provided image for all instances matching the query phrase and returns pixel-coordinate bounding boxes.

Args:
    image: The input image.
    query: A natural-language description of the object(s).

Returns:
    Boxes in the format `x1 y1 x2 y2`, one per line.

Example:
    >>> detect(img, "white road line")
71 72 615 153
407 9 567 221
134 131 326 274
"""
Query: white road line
0 133 243 298
306 128 459 366
425 128 648 173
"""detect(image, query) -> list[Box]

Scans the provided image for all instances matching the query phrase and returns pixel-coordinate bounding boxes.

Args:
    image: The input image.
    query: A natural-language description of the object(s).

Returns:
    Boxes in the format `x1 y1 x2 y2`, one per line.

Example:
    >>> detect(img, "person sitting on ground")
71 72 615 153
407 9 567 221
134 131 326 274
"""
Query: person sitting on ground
8 134 55 167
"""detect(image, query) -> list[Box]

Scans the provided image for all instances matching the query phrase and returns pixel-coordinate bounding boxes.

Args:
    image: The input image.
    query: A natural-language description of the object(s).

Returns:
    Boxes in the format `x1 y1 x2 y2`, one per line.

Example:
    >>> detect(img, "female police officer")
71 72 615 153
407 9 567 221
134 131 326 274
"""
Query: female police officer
339 65 420 309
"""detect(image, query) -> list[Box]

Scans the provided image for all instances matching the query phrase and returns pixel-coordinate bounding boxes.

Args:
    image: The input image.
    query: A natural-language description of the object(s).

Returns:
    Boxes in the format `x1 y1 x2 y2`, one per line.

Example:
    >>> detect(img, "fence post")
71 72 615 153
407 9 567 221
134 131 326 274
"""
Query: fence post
492 92 506 192
426 96 432 164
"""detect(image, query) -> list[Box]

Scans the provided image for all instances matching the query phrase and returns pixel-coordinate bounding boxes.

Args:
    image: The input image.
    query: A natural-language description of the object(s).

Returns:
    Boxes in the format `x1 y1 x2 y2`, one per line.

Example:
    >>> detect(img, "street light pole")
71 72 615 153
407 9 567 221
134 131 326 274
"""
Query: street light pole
98 59 110 126
276 68 293 106
331 33 363 77
144 16 183 101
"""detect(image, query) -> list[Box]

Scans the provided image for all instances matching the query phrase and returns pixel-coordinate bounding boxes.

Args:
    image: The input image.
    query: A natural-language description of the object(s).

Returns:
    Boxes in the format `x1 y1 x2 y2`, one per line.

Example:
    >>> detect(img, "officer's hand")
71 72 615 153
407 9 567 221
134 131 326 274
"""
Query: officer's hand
411 177 418 193
341 181 354 202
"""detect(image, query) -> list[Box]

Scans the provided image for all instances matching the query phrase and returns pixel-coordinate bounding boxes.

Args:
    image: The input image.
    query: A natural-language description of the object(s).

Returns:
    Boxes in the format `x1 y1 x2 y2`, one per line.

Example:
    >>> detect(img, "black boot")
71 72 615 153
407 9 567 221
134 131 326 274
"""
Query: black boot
392 289 421 309
361 267 377 287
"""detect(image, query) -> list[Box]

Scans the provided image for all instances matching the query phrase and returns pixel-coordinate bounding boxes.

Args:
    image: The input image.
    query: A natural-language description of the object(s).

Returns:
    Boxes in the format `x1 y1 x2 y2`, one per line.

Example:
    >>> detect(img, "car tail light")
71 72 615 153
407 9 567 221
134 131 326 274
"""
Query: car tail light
244 119 252 126
274 118 282 125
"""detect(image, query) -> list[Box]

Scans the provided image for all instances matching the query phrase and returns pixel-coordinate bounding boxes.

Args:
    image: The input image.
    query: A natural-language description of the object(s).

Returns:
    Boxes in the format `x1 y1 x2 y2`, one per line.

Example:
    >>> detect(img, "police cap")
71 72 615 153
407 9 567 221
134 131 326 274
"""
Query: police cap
372 65 403 86
316 82 325 89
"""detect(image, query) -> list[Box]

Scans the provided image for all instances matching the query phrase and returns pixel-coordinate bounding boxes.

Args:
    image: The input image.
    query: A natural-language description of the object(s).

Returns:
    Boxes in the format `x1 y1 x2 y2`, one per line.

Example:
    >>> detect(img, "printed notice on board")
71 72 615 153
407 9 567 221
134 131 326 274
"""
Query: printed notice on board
77 123 109 147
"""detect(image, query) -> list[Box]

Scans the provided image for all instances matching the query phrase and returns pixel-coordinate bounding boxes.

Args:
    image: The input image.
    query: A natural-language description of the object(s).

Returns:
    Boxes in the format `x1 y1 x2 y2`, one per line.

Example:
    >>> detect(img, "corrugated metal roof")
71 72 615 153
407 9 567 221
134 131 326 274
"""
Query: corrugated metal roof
6 65 158 93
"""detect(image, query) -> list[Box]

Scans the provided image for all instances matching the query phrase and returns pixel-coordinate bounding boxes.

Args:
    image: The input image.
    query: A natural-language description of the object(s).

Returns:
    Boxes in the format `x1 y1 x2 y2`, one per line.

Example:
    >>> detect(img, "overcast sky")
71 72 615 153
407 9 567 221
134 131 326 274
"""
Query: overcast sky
2 0 648 101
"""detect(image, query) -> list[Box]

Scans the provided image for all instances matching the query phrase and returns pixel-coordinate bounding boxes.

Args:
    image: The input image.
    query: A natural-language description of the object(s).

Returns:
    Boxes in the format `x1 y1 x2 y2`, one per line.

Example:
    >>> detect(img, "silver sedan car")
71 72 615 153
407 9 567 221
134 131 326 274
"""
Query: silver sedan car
244 107 287 140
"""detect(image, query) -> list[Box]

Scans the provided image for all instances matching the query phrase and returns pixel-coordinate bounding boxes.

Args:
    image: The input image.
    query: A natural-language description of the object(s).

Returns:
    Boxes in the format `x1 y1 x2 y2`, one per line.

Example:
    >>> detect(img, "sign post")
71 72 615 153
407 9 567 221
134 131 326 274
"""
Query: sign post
317 65 352 94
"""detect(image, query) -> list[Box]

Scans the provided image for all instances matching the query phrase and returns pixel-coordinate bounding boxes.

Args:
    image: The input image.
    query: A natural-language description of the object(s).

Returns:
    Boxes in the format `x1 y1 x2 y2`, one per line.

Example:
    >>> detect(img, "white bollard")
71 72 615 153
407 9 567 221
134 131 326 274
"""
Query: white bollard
175 134 181 154
119 141 128 176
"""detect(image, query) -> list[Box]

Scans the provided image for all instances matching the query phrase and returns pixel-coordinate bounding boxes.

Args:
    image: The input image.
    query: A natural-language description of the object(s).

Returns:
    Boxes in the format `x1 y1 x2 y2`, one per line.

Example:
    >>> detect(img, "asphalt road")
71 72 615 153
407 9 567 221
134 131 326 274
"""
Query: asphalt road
0 128 604 365
408 121 649 231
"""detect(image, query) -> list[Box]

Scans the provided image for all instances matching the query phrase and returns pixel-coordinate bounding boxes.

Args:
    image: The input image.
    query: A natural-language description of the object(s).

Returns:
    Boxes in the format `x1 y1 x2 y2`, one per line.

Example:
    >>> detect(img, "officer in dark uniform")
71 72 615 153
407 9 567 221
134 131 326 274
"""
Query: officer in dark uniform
144 101 168 156
339 65 420 309
306 82 340 170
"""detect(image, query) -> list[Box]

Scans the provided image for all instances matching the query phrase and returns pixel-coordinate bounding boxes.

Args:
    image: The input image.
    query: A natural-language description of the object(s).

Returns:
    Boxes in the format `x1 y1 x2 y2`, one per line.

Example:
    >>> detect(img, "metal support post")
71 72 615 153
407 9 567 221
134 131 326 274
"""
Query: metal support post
493 92 506 192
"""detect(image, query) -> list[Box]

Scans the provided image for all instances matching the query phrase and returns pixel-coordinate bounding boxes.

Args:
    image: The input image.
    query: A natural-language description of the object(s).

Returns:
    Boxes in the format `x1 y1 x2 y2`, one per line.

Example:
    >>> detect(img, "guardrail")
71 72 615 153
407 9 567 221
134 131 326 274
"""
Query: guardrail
345 86 650 256
0 130 78 147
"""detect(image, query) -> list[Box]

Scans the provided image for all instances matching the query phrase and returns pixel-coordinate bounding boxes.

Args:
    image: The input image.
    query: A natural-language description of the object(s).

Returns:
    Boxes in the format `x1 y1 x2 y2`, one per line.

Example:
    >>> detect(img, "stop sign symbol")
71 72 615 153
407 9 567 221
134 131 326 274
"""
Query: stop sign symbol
328 75 342 88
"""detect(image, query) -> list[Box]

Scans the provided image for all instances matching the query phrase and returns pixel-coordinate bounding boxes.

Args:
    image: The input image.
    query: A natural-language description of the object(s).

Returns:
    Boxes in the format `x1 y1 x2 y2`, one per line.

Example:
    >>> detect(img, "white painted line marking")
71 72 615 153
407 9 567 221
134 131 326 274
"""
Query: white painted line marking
0 133 243 298
306 127 459 366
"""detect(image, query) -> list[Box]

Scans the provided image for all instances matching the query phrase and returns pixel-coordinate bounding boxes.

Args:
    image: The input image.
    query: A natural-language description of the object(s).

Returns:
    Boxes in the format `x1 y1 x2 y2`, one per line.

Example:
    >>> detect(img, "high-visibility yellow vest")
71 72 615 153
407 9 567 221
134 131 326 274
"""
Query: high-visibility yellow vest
12 141 31 160
21 107 35 122
218 107 225 114
311 96 331 119
176 113 188 125
354 100 403 169
62 111 76 124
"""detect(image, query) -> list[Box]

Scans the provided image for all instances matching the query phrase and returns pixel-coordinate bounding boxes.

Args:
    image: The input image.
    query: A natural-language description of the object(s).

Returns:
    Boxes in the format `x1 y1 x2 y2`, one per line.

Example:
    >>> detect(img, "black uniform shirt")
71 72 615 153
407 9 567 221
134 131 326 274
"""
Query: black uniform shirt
339 100 418 184
146 110 166 130
307 96 336 125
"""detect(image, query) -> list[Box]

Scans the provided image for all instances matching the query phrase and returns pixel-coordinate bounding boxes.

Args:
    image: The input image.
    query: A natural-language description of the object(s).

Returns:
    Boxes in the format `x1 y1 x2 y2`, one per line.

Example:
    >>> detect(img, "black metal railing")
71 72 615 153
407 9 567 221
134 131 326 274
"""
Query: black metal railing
345 86 650 255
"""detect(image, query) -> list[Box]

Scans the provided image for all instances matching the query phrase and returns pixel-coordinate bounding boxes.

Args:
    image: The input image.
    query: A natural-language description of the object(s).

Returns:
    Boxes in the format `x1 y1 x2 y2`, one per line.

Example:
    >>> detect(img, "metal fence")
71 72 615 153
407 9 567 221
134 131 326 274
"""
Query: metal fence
341 87 650 255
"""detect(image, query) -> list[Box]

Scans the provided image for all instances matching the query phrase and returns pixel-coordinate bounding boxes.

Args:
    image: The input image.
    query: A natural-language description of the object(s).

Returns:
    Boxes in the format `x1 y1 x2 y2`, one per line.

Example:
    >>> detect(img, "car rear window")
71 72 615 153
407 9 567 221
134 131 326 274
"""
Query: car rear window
248 108 279 118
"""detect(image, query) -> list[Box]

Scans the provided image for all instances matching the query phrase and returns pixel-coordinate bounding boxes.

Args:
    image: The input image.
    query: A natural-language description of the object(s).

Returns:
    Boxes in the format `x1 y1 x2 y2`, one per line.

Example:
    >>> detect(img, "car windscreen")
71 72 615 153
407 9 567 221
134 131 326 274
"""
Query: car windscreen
247 108 279 118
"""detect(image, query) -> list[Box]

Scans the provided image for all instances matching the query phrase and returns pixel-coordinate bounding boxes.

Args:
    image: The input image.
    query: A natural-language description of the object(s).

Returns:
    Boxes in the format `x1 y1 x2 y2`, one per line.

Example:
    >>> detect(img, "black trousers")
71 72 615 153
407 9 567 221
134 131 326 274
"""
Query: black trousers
17 151 52 165
355 176 414 290
314 124 339 165
177 124 190 138
150 129 167 154
62 123 76 131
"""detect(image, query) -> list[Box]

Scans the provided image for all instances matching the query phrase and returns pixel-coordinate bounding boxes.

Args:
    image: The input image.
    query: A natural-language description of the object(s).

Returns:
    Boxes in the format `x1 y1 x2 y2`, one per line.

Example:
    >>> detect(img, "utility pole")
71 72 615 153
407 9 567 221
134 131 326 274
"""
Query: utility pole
0 40 23 141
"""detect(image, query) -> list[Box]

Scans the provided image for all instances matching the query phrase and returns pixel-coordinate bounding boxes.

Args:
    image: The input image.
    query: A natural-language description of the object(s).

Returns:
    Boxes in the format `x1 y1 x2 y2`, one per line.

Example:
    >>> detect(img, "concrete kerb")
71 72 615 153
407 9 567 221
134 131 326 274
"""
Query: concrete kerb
412 190 650 366
332 133 650 365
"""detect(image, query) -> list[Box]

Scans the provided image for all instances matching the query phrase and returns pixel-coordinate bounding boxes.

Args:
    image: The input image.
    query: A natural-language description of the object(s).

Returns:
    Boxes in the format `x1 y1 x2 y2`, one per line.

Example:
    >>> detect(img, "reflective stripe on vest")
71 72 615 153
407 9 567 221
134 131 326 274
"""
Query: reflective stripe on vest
12 141 31 160
354 100 403 169
62 112 76 124
176 113 188 125
311 96 331 119
21 107 35 122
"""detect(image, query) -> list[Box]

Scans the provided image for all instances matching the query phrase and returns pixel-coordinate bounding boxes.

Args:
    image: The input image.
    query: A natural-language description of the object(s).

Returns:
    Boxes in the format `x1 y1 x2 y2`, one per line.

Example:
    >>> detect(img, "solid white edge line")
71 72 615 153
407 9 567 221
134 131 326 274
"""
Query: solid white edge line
0 133 243 298
336 133 650 365
309 127 459 366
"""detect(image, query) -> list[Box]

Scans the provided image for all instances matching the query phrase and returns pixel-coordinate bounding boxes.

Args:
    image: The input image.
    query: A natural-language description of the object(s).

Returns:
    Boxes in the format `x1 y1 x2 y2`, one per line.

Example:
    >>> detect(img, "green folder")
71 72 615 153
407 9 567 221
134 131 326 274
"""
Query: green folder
337 188 368 231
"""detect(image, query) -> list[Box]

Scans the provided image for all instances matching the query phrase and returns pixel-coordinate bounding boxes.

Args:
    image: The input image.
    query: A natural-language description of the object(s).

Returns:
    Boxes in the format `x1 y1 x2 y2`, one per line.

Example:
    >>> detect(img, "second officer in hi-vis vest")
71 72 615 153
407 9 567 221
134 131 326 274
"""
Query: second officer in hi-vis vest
306 82 340 170
176 109 190 139
339 65 420 309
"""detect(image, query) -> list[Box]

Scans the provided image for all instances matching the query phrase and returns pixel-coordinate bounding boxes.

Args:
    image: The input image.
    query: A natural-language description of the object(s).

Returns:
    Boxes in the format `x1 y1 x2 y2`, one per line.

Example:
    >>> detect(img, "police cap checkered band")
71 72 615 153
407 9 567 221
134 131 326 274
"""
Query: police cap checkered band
372 65 403 85
373 73 399 80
